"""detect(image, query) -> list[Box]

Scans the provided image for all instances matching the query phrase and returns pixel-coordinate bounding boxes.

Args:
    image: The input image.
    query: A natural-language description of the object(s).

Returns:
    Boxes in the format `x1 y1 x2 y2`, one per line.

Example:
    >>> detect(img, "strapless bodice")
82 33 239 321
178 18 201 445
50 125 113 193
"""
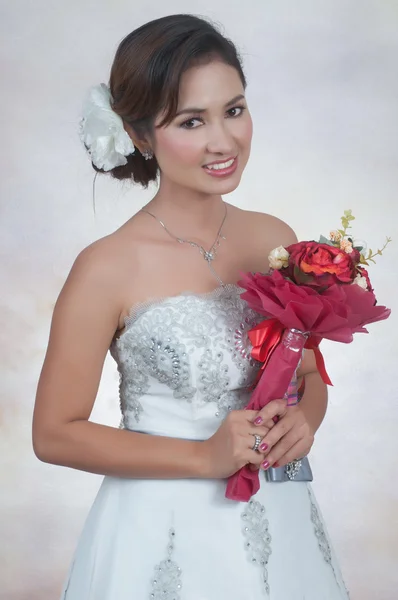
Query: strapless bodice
110 285 264 439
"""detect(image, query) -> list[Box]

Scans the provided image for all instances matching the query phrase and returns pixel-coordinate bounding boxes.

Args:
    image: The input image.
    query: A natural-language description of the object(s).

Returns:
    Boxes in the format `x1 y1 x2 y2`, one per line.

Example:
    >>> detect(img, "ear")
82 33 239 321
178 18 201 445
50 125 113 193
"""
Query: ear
123 122 152 155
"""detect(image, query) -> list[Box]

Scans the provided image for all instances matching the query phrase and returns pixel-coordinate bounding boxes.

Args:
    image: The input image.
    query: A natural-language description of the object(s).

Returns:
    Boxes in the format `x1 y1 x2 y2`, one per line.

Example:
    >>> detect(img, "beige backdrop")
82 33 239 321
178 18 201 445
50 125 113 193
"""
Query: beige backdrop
1 1 397 599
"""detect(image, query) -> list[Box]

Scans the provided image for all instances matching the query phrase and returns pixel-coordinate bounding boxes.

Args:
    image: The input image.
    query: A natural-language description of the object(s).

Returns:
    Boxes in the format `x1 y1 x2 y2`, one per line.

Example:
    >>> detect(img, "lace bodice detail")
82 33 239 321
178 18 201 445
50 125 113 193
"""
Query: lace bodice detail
110 285 263 440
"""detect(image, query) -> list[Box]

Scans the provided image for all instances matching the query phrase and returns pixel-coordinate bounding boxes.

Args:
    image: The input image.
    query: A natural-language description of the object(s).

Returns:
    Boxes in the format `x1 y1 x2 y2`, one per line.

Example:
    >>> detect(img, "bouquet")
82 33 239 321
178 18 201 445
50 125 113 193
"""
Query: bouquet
226 210 391 502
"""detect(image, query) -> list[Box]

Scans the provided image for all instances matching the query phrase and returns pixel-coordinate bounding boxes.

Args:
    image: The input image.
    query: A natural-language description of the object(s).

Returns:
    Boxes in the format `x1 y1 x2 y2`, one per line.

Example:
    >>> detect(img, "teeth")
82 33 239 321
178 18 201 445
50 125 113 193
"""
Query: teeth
206 158 235 170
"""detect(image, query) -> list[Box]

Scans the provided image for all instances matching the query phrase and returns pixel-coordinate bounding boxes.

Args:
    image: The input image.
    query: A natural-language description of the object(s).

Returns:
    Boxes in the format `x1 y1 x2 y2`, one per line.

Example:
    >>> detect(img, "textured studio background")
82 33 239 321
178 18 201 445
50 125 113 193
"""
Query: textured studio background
1 1 397 599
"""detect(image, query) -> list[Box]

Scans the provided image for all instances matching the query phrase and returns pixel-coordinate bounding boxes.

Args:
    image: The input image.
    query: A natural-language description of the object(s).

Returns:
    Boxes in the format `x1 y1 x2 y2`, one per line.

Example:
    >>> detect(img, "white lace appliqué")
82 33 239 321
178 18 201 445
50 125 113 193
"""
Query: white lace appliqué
241 499 272 596
150 528 182 600
308 487 349 596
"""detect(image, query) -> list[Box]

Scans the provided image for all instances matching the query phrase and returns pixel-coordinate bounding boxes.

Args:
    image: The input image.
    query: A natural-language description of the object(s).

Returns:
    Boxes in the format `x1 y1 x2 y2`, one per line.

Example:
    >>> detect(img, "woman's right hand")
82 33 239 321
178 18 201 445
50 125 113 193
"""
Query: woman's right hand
200 406 280 479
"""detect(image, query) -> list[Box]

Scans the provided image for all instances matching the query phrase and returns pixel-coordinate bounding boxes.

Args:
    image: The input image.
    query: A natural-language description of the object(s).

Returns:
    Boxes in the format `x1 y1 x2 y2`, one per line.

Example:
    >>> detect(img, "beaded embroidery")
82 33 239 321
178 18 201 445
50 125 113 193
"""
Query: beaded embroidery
111 286 263 423
150 528 182 600
241 499 272 596
285 458 303 480
307 487 348 595
308 487 333 563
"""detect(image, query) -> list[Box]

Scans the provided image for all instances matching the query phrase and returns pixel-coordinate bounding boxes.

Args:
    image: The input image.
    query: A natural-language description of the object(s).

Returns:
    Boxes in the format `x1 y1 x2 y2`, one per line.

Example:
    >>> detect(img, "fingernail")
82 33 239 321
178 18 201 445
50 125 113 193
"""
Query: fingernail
273 462 280 468
254 417 263 425
261 460 270 469
259 443 268 451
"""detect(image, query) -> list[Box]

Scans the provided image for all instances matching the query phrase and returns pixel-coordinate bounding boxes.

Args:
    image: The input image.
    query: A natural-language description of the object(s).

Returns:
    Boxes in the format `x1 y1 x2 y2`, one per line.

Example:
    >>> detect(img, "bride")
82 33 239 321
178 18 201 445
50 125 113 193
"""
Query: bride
33 14 350 599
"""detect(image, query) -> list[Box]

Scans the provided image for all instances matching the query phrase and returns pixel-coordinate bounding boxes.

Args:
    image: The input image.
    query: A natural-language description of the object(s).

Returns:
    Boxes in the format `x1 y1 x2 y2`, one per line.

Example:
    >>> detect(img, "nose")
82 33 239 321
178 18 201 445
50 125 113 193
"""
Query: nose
206 120 235 156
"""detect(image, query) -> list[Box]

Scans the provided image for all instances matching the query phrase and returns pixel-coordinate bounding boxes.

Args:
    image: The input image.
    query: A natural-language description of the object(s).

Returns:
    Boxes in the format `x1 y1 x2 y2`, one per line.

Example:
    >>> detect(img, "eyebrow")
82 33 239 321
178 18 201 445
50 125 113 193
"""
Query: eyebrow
175 94 246 117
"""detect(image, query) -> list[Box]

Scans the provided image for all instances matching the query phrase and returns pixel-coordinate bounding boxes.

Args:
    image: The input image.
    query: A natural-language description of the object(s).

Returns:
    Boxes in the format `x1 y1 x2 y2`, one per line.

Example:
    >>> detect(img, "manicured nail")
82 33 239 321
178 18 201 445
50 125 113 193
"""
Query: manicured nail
273 462 280 468
254 416 263 425
259 443 268 452
261 460 270 469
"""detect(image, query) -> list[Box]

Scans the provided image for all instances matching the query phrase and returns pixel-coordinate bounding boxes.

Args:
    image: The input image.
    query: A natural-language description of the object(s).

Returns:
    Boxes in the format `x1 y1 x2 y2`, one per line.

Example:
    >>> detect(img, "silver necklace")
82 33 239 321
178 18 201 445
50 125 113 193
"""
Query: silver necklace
140 203 227 286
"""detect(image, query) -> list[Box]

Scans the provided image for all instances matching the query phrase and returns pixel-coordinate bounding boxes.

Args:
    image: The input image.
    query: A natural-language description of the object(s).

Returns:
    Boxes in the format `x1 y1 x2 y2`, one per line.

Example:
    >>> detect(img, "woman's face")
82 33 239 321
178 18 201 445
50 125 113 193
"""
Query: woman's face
152 61 253 196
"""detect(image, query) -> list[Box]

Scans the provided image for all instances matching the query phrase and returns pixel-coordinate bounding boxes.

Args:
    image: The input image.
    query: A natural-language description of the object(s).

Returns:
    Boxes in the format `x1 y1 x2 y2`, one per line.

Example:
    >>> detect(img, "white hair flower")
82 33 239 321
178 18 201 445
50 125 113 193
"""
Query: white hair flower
78 83 135 171
268 246 290 270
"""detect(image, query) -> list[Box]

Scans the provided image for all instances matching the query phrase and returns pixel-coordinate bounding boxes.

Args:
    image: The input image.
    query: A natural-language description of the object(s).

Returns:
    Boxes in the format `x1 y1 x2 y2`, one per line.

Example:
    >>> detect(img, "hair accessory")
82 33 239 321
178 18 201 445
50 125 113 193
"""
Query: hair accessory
142 148 154 161
79 83 136 171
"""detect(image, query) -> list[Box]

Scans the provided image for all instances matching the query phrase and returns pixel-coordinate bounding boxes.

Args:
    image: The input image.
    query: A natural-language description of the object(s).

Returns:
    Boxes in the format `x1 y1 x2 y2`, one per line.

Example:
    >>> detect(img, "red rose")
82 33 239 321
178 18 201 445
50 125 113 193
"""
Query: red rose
285 241 359 289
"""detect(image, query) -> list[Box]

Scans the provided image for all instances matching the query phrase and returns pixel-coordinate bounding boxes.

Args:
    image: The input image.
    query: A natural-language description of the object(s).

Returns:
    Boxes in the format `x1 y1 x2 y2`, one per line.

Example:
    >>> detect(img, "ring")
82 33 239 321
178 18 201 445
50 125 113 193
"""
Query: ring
251 434 262 452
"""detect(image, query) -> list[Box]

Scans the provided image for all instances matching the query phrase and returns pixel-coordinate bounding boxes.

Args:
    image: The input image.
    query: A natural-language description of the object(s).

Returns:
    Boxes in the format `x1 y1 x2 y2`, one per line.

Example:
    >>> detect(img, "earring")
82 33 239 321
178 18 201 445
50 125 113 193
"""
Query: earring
142 148 154 161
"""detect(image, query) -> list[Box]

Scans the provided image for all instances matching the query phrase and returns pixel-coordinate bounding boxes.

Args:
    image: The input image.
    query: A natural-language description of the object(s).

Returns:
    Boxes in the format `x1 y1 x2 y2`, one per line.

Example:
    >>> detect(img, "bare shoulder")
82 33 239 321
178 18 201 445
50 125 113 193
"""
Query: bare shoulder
248 212 297 248
66 223 140 292
226 206 297 273
67 233 123 288
232 209 297 250
54 229 136 336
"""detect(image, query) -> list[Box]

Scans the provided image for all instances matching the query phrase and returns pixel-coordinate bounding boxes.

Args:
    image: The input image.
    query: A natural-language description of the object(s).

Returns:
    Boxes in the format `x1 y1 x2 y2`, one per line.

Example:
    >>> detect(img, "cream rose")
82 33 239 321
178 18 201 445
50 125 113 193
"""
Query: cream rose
330 230 342 242
268 246 290 270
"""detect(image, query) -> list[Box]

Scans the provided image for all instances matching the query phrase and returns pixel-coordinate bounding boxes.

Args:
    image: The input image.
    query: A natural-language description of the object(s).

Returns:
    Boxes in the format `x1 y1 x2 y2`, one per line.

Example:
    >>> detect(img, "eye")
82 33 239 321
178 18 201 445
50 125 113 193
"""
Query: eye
180 117 203 129
226 106 246 118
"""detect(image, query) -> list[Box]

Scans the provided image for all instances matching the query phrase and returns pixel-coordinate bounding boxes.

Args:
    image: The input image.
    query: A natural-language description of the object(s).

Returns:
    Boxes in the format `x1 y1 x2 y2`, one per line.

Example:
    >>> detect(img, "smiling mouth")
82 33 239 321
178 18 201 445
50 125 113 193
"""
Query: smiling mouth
203 157 236 170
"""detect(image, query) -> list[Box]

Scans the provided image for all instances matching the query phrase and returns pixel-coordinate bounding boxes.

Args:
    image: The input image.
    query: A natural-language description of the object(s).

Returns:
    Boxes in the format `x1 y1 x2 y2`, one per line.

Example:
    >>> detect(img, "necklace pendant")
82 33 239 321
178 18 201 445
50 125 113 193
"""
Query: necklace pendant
141 203 227 282
204 251 214 262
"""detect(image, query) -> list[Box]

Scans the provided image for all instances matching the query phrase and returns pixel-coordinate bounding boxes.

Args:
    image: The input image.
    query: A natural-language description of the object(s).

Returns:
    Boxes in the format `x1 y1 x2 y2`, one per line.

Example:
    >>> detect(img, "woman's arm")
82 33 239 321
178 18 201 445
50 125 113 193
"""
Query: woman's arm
297 349 328 434
33 244 208 479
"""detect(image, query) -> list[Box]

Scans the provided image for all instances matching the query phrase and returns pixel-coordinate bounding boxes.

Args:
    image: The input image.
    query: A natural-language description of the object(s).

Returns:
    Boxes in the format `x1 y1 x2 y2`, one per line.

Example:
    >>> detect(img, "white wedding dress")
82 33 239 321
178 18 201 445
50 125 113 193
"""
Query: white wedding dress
60 284 350 600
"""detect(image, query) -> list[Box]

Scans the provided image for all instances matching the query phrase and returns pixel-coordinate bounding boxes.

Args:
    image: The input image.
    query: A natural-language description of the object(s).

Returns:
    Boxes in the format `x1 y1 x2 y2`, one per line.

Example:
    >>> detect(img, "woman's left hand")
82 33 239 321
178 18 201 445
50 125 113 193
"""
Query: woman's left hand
251 399 315 470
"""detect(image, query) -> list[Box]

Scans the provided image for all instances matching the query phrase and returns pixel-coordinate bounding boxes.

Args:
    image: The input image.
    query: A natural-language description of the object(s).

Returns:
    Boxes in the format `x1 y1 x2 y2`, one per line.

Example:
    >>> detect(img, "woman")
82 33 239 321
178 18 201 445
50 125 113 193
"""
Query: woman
33 14 350 599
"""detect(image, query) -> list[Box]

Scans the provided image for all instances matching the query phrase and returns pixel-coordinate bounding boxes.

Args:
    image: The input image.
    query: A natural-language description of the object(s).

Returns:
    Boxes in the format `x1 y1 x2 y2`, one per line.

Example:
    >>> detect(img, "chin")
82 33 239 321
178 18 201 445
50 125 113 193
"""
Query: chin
201 172 243 196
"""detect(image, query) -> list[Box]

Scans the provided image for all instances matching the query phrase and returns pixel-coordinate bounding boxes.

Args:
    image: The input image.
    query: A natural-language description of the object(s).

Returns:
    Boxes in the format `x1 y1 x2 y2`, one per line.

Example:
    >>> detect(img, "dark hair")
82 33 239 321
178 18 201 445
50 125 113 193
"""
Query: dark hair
92 14 246 187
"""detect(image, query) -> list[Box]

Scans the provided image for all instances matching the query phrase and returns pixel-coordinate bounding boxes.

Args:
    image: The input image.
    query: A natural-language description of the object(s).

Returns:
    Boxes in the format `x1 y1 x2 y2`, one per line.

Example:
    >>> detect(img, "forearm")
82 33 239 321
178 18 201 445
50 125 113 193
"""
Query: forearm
34 420 209 479
298 371 328 434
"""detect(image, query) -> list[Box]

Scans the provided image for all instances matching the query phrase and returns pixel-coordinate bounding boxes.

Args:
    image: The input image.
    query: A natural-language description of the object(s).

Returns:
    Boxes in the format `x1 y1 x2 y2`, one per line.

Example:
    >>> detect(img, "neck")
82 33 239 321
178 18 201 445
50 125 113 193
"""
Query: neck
144 178 225 239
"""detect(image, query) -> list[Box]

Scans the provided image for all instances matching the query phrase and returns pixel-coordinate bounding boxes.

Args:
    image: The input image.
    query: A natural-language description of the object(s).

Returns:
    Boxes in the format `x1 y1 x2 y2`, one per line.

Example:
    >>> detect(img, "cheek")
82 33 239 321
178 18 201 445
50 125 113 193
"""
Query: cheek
238 114 253 148
155 131 202 166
